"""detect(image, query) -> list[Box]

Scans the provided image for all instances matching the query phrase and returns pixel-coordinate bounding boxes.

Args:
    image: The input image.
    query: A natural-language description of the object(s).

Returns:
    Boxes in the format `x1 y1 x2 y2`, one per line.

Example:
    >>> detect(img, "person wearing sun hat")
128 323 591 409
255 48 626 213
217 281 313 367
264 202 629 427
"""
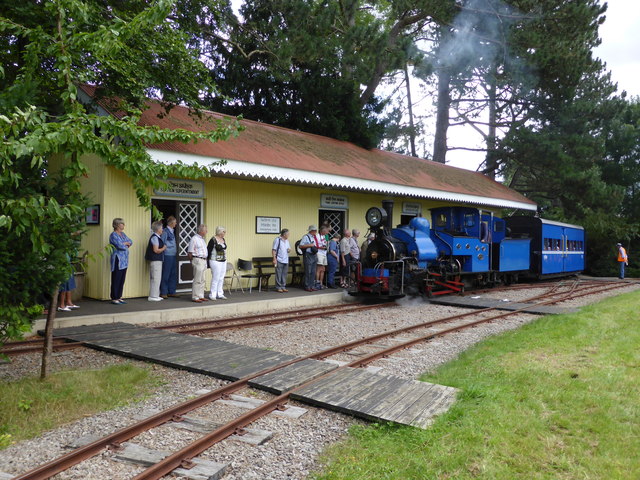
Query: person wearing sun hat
299 225 319 291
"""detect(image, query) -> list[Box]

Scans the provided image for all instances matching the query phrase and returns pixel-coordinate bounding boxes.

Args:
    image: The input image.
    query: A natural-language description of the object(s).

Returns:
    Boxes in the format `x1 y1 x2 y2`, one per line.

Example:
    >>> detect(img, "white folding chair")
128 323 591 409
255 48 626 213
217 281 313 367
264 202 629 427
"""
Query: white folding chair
224 261 244 294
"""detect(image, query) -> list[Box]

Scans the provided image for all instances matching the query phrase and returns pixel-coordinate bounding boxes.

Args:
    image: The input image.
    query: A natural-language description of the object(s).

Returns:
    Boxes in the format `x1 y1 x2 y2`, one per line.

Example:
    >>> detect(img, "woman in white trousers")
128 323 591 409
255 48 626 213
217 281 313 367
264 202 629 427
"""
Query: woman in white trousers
207 226 228 300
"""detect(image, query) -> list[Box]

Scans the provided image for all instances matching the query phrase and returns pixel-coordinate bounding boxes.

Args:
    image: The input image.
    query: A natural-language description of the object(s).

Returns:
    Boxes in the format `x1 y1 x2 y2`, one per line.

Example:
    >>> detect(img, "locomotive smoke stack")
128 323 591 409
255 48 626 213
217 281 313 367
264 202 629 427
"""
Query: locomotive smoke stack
381 200 394 232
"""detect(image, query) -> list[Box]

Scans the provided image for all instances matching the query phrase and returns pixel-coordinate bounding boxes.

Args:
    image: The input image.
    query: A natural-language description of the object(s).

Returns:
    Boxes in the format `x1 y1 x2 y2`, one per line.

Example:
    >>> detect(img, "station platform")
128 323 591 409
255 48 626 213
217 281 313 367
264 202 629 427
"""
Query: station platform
32 288 354 335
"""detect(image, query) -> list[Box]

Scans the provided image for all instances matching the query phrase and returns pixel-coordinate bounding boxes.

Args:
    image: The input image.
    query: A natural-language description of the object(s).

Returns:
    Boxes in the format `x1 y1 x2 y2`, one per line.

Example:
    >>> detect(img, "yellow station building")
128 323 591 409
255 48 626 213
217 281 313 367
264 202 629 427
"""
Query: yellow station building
76 89 537 300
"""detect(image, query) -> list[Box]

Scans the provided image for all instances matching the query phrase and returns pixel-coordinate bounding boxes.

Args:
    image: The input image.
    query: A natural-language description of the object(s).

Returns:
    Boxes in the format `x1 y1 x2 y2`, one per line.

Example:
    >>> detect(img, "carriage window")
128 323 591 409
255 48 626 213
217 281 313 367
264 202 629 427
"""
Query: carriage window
436 214 447 227
464 214 475 227
544 238 551 250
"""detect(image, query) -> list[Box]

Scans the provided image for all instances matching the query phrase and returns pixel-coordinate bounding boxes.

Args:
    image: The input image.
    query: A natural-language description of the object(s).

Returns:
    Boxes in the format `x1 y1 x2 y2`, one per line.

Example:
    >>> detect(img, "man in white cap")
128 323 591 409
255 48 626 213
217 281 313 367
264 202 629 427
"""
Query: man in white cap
616 242 628 279
299 225 319 291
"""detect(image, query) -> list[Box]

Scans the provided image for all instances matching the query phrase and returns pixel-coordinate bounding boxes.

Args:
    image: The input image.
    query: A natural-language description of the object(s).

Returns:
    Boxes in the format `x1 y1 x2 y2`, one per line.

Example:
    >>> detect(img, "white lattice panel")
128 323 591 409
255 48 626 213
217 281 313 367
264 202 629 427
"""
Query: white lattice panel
322 211 344 237
179 203 199 256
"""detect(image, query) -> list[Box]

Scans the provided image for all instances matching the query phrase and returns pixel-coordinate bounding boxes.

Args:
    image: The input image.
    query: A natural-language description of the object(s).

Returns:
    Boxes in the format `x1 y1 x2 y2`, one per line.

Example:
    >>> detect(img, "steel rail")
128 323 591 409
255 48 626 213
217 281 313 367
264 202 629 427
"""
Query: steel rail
11 293 521 479
132 280 599 479
155 302 386 331
164 302 395 334
12 280 628 479
1 303 393 357
4 279 621 356
1 341 84 356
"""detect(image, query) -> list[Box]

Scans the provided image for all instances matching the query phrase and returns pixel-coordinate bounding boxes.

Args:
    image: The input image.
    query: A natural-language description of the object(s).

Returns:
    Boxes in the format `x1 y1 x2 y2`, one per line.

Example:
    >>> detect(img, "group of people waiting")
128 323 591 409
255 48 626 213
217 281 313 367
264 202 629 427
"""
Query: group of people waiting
297 224 374 291
109 217 230 304
108 215 183 303
107 217 375 305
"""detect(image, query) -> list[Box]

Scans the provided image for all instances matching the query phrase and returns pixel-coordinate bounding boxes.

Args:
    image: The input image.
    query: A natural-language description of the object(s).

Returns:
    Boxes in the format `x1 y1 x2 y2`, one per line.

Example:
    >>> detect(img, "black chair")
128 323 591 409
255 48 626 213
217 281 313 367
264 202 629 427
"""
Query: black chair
237 259 265 293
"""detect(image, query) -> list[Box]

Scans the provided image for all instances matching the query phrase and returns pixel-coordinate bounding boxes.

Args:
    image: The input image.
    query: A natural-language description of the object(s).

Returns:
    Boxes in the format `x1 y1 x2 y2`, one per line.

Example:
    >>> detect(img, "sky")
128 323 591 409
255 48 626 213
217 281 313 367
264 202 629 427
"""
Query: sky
448 0 640 170
594 0 640 98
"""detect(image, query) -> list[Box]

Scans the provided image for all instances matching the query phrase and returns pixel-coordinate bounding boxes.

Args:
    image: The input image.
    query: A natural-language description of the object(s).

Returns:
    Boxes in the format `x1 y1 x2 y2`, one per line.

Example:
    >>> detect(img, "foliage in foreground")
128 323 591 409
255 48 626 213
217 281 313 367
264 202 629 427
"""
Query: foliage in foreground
0 363 163 449
314 290 640 480
0 0 240 347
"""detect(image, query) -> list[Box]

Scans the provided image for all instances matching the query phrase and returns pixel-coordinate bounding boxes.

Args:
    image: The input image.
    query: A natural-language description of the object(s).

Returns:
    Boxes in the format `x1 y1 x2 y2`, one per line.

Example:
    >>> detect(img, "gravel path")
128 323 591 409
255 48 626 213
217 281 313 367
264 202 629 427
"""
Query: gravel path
1 281 637 479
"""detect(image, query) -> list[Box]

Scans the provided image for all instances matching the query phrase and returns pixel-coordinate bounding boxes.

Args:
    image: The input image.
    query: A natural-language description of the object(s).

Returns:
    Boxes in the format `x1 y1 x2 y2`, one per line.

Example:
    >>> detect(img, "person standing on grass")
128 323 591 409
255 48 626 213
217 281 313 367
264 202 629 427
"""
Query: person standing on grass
160 216 178 298
188 224 209 303
145 220 166 301
617 242 628 279
109 217 132 305
272 228 291 293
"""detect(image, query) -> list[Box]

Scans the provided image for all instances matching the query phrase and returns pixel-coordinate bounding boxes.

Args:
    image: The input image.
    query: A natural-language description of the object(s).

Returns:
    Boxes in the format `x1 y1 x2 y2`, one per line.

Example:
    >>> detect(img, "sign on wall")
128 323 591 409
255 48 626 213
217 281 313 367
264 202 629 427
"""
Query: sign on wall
154 178 204 198
256 216 281 234
402 202 422 215
85 204 100 225
320 194 349 209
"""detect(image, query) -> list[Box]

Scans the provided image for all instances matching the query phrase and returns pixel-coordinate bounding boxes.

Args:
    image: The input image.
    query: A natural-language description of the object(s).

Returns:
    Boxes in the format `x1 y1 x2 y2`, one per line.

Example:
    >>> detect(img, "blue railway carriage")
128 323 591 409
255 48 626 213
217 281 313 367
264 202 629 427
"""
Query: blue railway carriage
505 217 585 277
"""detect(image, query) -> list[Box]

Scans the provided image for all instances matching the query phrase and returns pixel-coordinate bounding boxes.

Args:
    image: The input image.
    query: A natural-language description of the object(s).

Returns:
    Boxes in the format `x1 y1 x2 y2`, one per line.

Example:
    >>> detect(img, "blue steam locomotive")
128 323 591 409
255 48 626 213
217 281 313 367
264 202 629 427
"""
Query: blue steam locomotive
355 201 585 298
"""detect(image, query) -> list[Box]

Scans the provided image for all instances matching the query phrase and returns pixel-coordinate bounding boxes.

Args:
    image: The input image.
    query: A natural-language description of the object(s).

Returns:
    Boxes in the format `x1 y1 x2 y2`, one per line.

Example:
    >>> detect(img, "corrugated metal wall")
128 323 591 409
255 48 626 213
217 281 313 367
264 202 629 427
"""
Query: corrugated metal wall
78 165 497 299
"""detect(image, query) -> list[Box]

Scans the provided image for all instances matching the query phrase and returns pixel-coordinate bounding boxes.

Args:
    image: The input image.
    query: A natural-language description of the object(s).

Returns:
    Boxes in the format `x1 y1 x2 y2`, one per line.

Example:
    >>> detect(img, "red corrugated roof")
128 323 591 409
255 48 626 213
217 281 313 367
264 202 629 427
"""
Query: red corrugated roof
81 85 535 208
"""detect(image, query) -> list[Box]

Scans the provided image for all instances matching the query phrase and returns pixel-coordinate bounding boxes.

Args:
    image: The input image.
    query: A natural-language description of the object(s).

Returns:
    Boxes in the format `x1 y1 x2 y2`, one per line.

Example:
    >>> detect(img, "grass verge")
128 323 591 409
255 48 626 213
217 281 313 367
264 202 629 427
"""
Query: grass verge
314 289 640 480
0 363 163 449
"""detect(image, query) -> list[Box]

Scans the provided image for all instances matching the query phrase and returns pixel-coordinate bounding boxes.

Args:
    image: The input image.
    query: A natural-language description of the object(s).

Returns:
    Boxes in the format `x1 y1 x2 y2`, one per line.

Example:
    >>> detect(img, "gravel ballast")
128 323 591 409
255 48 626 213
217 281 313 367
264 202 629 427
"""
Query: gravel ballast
1 281 637 479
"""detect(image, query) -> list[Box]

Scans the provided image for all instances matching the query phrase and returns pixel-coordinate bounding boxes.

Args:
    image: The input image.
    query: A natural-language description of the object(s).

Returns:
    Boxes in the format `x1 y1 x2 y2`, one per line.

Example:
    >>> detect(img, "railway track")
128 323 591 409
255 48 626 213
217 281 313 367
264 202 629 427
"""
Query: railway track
1 280 630 359
1 302 393 357
11 279 628 480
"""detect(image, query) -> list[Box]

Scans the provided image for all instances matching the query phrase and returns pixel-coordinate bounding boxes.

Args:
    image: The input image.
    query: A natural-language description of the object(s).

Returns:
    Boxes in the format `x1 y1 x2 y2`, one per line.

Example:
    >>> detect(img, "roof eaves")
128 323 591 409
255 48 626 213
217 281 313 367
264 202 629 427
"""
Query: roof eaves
148 149 537 212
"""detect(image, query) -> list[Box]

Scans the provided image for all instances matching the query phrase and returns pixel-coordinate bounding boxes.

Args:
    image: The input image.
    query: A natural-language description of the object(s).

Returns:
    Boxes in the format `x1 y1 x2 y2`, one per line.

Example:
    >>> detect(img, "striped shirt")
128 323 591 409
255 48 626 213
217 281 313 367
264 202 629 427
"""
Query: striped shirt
188 234 208 258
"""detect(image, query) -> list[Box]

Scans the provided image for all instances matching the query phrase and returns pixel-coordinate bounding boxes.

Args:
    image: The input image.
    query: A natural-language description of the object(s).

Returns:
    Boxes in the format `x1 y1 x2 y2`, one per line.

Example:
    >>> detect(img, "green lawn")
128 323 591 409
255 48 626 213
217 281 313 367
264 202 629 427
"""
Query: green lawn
314 290 640 480
0 363 163 449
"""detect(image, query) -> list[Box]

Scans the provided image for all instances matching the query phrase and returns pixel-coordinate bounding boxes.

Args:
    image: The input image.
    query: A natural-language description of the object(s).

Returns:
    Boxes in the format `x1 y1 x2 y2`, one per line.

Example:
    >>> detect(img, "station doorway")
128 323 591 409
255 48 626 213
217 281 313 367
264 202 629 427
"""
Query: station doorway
151 198 202 290
318 209 346 237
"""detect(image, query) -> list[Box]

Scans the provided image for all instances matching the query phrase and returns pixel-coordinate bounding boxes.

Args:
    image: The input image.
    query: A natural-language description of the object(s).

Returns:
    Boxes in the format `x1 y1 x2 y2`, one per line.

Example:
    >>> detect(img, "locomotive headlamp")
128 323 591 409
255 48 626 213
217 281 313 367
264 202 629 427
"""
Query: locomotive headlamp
370 251 379 260
365 207 387 228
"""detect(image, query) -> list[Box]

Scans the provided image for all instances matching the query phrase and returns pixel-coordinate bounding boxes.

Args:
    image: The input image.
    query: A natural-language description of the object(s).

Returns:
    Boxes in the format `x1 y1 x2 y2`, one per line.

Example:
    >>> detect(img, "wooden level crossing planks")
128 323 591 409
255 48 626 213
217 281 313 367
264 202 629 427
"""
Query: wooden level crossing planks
291 367 458 428
429 296 577 315
249 359 339 394
53 323 458 429
53 323 298 380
